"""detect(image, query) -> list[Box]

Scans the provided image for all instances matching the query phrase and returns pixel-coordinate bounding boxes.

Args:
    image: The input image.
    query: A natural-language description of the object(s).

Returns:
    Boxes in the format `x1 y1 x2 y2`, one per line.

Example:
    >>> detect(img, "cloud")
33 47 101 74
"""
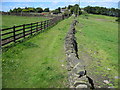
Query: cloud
52 1 59 4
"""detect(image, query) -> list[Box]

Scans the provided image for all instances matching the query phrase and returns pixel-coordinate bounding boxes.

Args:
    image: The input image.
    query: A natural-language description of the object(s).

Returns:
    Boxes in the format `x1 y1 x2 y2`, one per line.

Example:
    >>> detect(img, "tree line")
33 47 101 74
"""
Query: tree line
84 6 119 17
8 4 82 16
9 7 49 13
4 5 119 17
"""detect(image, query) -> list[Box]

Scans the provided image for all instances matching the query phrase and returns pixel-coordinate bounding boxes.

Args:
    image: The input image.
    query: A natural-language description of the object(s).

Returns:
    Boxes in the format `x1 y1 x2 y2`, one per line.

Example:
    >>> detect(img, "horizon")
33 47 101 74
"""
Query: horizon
1 1 119 12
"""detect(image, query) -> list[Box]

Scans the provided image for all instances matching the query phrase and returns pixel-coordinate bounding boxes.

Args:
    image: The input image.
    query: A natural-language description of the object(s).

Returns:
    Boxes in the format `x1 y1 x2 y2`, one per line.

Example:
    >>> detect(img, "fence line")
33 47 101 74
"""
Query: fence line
1 15 70 46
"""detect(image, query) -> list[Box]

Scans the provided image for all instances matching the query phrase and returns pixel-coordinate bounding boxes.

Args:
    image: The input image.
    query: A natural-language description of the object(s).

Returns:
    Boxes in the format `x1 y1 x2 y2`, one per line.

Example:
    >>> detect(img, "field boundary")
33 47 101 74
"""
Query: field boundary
1 15 70 47
1 12 61 18
65 20 94 88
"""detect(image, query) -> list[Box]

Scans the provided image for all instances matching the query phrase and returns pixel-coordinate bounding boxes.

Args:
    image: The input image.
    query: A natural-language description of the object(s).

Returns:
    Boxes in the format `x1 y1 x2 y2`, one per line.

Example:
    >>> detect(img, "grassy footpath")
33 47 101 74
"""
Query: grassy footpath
1 15 48 29
2 16 73 88
76 14 118 88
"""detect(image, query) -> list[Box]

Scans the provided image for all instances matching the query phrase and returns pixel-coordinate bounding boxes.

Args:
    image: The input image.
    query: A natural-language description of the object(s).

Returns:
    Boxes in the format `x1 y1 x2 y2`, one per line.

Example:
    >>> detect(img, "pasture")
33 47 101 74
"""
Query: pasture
76 14 118 88
1 15 48 29
1 15 52 46
2 16 73 88
2 14 118 88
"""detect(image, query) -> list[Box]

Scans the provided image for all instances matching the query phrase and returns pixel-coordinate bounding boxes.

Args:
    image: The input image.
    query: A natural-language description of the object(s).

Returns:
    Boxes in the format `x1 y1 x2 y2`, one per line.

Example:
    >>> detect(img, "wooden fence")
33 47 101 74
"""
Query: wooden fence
1 15 69 46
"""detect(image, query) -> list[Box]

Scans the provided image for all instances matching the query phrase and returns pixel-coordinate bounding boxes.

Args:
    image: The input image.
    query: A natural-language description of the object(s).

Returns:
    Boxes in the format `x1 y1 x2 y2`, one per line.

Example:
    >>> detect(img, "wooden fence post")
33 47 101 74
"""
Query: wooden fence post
36 22 38 32
31 23 32 35
38 22 40 31
44 21 46 30
23 24 25 38
51 19 53 26
48 20 50 27
49 19 51 26
41 21 43 31
13 26 16 42
46 20 48 28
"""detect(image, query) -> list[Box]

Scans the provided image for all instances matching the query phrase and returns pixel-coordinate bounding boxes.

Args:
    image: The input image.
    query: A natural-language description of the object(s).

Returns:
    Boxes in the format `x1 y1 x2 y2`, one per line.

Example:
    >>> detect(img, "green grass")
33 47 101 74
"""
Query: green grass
76 14 118 88
2 14 118 88
88 14 117 21
1 15 49 43
1 15 48 29
2 16 73 88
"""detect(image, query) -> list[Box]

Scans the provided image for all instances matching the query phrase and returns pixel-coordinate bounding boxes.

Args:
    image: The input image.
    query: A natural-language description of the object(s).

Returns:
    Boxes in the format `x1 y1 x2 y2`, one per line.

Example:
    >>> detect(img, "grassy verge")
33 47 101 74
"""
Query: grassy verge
75 14 118 88
2 16 73 88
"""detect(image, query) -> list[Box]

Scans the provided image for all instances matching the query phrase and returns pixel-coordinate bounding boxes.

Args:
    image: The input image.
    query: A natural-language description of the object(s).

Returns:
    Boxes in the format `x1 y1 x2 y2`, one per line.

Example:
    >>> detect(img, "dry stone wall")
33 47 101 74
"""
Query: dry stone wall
64 20 95 89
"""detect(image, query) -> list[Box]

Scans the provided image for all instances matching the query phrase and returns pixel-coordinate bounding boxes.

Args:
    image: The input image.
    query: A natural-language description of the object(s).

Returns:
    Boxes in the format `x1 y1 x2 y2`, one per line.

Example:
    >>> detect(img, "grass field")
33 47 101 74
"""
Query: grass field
2 14 118 88
1 15 48 29
2 16 73 88
1 15 49 43
76 14 118 88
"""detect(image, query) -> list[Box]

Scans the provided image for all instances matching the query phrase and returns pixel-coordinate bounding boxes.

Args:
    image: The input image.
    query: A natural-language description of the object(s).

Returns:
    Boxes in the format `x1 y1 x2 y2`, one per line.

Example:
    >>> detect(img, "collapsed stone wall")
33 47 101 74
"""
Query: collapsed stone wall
64 20 95 89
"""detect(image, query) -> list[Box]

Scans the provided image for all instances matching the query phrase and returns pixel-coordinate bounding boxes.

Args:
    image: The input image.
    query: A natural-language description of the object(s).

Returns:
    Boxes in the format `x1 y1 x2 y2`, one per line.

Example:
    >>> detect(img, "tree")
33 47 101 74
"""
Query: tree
58 7 61 13
68 5 73 10
28 7 34 12
68 5 74 14
84 6 120 17
44 8 49 12
9 9 13 13
17 7 22 12
36 7 43 13
63 10 71 16
62 6 67 9
72 4 82 16
22 9 29 12
70 7 74 14
12 8 17 13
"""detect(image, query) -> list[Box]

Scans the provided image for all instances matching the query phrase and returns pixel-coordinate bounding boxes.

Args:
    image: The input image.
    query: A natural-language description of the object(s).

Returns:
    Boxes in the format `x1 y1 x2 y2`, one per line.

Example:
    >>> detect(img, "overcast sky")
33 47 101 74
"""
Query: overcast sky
1 0 120 11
